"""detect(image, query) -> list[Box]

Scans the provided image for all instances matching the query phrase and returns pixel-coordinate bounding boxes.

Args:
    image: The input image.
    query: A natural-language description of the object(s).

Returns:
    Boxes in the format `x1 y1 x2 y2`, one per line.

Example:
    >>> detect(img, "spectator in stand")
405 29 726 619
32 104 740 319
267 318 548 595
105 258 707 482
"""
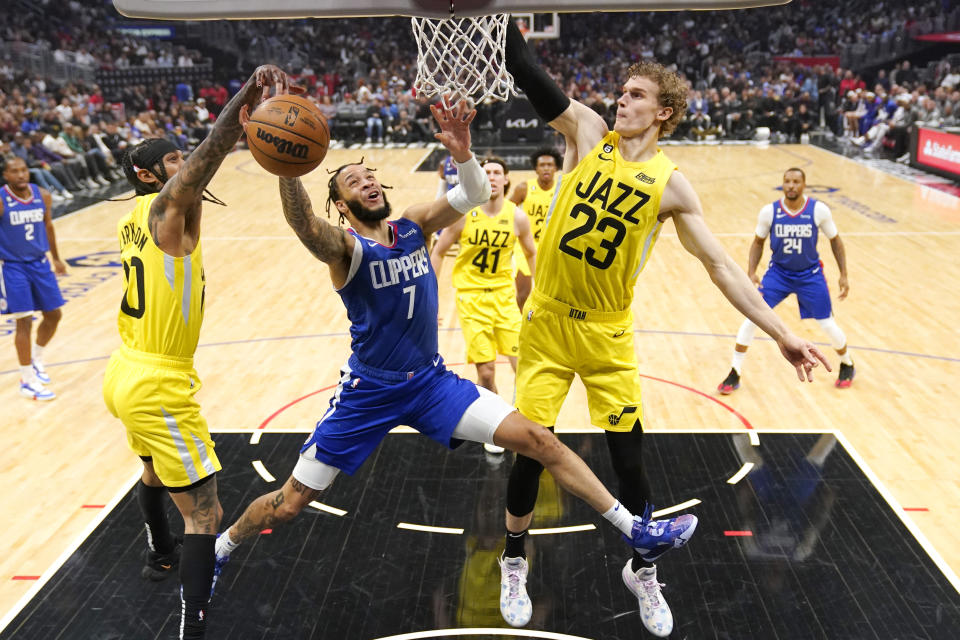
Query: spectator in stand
60 125 112 185
36 130 99 189
3 138 71 202
18 133 86 194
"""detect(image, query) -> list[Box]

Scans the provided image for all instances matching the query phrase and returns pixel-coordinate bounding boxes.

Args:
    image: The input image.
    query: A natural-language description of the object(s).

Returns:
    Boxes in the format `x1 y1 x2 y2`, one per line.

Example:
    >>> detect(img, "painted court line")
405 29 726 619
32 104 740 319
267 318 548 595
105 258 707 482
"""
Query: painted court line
0 469 142 633
397 523 464 535
727 462 755 485
833 430 960 595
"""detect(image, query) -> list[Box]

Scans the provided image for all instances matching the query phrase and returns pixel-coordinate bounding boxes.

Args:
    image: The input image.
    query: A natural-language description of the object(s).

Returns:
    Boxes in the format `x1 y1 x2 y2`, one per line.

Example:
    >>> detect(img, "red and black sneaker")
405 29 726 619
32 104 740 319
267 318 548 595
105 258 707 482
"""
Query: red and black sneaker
835 363 855 388
717 368 740 395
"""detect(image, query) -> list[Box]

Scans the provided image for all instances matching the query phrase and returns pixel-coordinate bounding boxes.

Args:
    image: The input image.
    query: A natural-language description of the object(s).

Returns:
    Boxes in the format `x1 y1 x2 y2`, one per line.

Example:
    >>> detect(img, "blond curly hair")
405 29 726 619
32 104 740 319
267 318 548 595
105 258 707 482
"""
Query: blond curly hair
625 61 688 138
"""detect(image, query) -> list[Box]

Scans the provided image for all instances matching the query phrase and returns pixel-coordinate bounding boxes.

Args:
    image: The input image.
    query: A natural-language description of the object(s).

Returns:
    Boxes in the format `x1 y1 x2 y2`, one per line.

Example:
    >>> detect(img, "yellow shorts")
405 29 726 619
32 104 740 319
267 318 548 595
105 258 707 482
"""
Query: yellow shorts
516 289 642 431
103 346 221 488
455 287 521 363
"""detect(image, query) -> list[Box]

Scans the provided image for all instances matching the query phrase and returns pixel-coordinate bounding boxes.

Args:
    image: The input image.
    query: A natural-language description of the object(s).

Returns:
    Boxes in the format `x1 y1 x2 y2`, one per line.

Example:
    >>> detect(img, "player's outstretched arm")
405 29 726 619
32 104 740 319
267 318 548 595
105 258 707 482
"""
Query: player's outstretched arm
278 177 354 286
664 172 831 381
503 18 606 158
404 101 490 236
148 65 292 252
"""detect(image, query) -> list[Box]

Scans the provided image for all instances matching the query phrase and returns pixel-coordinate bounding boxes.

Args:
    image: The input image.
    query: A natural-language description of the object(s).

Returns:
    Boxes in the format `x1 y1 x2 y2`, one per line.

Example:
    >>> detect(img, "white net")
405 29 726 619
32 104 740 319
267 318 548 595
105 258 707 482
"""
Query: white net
411 14 517 107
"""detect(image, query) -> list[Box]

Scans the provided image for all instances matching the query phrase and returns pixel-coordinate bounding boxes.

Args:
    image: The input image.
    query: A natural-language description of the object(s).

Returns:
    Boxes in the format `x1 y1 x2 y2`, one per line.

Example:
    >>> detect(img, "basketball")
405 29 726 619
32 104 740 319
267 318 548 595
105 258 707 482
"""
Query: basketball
245 94 329 178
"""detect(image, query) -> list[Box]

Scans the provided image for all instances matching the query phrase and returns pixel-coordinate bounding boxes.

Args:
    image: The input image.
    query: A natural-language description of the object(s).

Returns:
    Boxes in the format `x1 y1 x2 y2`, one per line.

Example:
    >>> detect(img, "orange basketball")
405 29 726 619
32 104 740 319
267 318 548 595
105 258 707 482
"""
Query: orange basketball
245 94 329 178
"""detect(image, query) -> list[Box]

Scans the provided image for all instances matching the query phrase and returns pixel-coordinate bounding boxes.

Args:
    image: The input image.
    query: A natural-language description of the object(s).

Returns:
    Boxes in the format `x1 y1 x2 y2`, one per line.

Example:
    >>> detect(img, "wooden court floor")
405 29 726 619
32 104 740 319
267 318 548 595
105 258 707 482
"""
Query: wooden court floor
1 143 958 620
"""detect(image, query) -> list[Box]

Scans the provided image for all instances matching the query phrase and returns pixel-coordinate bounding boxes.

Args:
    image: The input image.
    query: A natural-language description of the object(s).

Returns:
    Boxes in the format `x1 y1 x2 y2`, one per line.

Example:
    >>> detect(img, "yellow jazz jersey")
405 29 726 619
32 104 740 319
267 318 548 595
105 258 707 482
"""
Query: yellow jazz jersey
536 131 676 312
452 201 517 291
116 193 206 358
523 177 558 246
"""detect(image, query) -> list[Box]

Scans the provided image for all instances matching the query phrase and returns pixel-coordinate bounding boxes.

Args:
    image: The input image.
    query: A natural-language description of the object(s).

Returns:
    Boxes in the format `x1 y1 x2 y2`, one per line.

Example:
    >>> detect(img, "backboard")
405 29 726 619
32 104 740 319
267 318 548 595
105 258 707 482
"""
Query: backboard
113 0 790 20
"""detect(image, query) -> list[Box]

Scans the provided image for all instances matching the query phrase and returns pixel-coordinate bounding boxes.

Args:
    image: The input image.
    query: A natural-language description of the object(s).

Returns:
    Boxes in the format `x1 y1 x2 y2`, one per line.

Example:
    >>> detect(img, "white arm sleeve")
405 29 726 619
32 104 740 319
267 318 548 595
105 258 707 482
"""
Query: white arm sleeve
814 201 838 239
754 203 774 238
446 155 491 214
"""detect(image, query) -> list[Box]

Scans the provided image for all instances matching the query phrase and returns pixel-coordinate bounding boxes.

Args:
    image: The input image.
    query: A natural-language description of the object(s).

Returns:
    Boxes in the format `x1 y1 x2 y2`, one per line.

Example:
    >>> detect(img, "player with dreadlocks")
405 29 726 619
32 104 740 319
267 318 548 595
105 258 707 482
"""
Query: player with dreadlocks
101 64 294 640
211 100 693 614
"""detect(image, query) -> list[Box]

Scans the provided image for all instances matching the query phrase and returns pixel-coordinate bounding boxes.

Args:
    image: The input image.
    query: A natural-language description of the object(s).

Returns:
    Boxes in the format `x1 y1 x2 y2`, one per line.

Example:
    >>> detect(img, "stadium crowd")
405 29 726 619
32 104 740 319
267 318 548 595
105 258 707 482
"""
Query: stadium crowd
2 0 959 200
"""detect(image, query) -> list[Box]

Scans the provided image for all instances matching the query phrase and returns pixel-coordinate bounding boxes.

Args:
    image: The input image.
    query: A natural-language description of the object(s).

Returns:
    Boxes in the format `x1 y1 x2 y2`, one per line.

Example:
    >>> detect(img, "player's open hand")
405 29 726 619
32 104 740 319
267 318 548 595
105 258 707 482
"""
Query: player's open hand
778 332 831 382
837 274 849 300
431 97 477 162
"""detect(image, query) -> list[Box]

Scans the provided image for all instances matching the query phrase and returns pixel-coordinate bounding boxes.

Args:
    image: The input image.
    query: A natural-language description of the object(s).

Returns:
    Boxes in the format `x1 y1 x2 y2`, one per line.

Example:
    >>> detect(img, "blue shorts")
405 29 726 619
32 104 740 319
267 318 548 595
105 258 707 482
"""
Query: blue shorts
0 258 65 315
300 354 481 474
759 262 832 320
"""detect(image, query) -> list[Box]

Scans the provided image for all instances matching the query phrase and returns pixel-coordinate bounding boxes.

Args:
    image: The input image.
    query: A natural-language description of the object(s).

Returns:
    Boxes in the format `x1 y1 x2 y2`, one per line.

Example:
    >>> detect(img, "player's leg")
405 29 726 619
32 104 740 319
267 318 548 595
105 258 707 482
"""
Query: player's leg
32 307 61 383
168 476 221 640
799 270 855 387
138 457 181 581
214 366 396 587
2 262 50 397
581 321 697 638
28 260 65 384
458 291 498 392
492 299 573 626
475 361 497 393
720 268 790 393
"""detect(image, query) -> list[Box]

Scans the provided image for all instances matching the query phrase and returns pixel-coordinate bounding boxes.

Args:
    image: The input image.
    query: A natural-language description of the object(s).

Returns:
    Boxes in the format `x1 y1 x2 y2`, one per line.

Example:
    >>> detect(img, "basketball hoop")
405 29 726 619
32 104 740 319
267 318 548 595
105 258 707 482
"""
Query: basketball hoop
411 14 517 107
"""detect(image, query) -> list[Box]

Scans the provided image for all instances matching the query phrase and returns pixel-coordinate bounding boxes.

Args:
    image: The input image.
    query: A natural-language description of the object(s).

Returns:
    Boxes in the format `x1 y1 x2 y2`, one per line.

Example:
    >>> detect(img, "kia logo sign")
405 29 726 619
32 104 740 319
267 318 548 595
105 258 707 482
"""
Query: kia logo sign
505 118 539 129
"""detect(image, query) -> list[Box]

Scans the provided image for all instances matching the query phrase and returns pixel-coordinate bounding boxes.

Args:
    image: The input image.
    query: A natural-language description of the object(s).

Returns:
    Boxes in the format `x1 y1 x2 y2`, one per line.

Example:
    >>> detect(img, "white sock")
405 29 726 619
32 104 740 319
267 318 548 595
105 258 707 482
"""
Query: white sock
602 500 635 537
731 350 747 375
20 365 35 382
33 344 46 365
838 351 853 366
215 530 239 558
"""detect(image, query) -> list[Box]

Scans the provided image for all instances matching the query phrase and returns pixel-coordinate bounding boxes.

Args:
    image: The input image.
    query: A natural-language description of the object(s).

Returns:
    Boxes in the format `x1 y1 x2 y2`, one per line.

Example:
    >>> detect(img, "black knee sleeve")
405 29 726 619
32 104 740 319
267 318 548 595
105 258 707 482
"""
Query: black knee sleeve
605 422 652 514
506 452 545 517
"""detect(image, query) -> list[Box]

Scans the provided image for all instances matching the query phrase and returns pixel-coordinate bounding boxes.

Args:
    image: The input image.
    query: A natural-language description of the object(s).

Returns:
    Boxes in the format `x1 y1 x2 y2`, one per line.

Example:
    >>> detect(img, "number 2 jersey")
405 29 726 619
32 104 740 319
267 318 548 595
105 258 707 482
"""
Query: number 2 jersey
535 131 676 312
0 184 48 262
756 196 837 272
339 217 438 372
115 193 206 358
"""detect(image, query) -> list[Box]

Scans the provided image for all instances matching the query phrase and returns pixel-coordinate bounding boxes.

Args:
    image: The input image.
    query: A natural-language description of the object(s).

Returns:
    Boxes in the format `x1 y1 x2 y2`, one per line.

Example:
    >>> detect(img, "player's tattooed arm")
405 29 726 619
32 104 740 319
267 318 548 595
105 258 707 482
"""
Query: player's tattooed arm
278 177 351 264
149 65 291 248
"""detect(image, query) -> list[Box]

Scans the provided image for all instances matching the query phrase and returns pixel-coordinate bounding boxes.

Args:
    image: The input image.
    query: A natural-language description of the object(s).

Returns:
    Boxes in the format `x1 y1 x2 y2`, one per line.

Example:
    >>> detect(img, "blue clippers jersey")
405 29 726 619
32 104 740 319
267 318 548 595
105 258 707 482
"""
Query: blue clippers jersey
339 218 439 372
0 184 48 262
770 198 819 272
442 156 458 191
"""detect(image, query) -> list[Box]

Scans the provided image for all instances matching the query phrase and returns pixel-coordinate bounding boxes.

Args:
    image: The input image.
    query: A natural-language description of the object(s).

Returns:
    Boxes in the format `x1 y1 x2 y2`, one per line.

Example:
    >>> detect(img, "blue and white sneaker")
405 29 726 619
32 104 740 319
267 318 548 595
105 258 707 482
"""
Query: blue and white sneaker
20 379 55 401
627 504 698 563
498 554 532 627
622 561 673 637
32 361 50 385
211 534 231 598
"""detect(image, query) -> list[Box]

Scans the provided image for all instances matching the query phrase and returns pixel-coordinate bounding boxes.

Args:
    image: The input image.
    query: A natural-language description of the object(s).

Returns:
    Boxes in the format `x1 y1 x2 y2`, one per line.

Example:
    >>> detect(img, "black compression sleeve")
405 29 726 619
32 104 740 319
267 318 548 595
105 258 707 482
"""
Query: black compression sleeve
504 17 571 122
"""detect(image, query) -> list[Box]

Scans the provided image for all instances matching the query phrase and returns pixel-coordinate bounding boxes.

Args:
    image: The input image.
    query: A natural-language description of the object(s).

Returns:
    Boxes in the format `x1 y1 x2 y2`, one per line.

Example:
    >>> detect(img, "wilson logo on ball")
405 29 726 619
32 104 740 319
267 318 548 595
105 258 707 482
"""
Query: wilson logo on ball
255 128 309 159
